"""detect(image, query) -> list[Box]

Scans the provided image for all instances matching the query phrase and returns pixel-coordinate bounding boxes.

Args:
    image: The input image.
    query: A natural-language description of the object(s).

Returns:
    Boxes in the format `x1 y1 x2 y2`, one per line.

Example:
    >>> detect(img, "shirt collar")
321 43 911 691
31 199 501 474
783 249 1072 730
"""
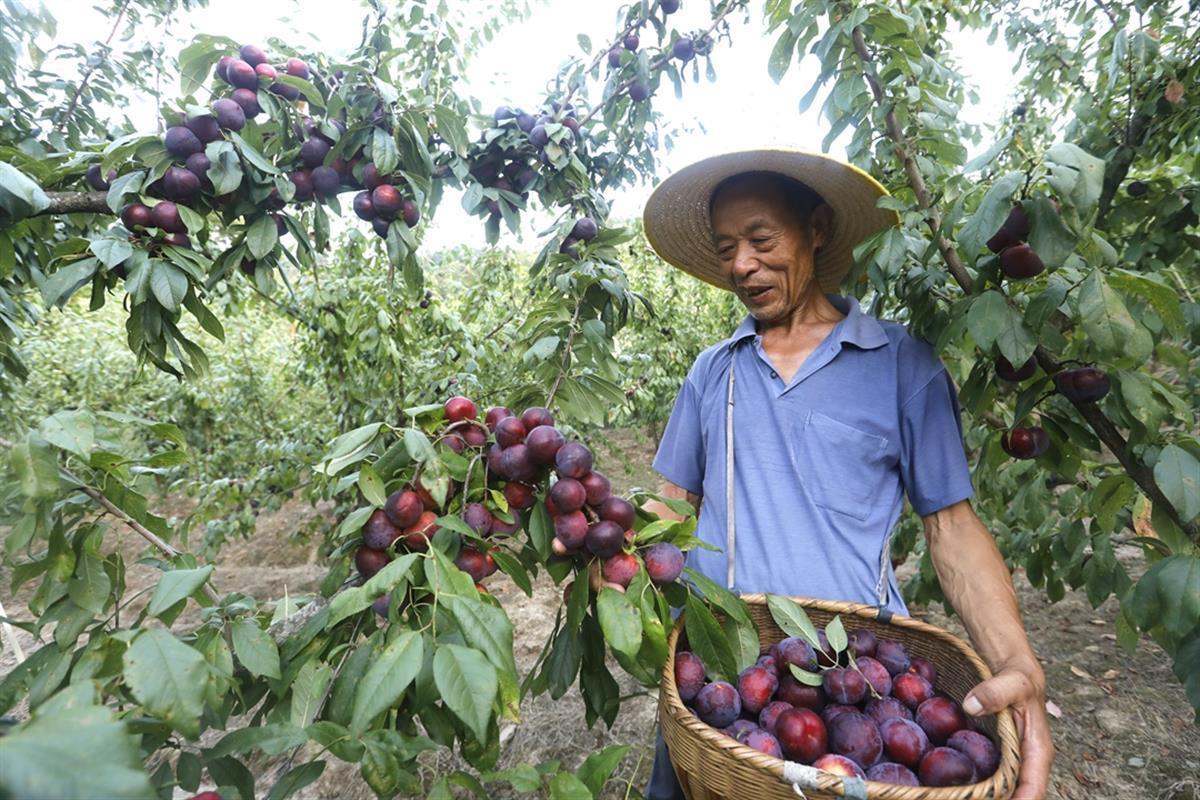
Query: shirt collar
726 294 889 351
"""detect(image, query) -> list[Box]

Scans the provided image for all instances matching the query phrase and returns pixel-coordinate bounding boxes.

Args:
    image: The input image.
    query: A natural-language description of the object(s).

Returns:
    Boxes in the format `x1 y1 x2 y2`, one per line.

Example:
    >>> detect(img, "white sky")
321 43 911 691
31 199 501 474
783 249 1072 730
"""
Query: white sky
44 0 1016 252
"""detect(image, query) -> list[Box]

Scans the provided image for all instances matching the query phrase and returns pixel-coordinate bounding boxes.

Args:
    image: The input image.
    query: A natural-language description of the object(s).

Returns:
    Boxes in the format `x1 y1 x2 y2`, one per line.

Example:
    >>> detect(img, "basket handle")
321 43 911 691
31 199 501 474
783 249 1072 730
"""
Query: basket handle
782 761 868 800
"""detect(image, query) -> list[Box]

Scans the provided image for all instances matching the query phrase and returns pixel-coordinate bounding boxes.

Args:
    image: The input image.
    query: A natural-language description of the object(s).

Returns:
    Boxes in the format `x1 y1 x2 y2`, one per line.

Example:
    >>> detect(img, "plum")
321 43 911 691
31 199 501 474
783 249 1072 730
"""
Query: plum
571 216 598 242
602 553 640 587
812 753 865 779
311 166 340 197
225 58 258 89
828 711 883 769
526 425 565 464
947 729 999 779
672 38 695 61
623 33 639 51
773 637 818 672
985 204 1029 254
915 696 968 745
290 169 314 201
372 185 403 220
553 510 588 549
164 126 203 158
892 672 935 709
875 639 910 676
401 199 420 227
362 509 402 550
865 696 912 726
777 674 824 711
907 656 937 686
554 442 593 479
85 164 114 191
822 704 857 727
823 668 868 705
402 511 438 552
1001 426 1050 459
353 191 376 221
723 718 757 741
521 406 554 429
758 700 791 735
462 503 492 535
598 496 635 529
848 628 877 658
998 243 1044 279
580 471 611 506
461 423 488 448
150 201 184 233
755 654 779 678
607 48 622 68
162 166 200 201
865 762 919 786
490 511 520 536
919 746 976 787
550 478 586 513
628 81 649 102
485 406 514 430
238 44 267 66
355 546 390 578
503 481 536 510
744 729 782 757
455 547 491 583
879 717 929 769
694 681 741 728
285 57 309 79
737 665 779 715
643 542 683 585
995 355 1037 383
674 651 706 702
498 444 536 482
230 88 261 117
186 113 221 143
775 708 827 763
856 656 891 697
1054 367 1111 403
212 98 245 131
586 520 624 558
495 416 526 447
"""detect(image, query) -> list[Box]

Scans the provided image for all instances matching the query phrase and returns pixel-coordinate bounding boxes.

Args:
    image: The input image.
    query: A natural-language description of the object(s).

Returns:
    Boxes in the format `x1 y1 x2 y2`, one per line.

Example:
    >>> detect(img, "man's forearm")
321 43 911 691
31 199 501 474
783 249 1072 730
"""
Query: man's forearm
643 480 701 523
923 500 1039 674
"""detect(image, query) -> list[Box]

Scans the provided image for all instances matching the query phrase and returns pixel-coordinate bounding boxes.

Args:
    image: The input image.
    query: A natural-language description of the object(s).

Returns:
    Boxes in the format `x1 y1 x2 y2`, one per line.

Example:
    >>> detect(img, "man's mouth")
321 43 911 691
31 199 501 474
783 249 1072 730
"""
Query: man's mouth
742 285 772 300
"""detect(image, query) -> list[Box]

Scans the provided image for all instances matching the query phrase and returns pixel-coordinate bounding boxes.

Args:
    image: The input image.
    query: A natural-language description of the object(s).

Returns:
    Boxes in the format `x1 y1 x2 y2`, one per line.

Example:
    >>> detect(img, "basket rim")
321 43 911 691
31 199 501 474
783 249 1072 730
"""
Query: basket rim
660 594 1023 800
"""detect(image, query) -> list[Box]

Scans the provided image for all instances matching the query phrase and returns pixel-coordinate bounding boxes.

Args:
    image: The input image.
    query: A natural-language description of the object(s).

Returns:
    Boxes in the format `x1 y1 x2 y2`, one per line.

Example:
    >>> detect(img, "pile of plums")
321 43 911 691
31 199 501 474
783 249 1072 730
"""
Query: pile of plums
354 395 686 604
675 629 1000 787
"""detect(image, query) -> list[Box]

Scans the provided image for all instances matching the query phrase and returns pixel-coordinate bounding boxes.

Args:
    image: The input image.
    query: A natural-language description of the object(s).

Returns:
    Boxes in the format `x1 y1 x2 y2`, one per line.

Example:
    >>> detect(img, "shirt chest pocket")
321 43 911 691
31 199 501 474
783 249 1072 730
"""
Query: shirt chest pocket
792 411 890 521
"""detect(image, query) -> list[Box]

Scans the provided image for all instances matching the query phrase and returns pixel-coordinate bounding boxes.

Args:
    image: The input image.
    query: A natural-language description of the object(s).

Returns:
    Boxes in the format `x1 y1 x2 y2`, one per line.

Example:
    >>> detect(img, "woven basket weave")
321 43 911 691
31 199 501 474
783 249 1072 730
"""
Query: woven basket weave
659 595 1021 799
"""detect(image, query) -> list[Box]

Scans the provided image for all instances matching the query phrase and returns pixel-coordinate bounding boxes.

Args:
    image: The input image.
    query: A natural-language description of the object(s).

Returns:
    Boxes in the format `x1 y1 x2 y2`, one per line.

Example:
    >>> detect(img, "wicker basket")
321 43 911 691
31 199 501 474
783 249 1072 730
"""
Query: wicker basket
659 595 1021 799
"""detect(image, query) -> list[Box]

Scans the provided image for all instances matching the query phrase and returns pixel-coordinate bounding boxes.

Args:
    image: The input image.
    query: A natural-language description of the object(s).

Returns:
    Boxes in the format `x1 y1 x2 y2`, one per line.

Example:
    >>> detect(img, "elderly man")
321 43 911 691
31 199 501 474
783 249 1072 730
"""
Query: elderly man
640 151 1053 799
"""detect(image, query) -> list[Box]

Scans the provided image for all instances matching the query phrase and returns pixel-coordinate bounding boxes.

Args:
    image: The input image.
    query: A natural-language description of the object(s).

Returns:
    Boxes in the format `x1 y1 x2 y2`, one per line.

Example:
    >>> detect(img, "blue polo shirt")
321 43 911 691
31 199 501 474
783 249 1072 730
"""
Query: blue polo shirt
652 295 974 614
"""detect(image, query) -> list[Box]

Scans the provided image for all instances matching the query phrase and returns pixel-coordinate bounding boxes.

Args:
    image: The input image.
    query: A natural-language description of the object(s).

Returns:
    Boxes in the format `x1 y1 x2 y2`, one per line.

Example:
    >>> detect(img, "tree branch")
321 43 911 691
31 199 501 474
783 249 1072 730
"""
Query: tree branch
545 298 583 407
847 22 1198 544
849 26 975 294
36 191 113 217
54 0 133 135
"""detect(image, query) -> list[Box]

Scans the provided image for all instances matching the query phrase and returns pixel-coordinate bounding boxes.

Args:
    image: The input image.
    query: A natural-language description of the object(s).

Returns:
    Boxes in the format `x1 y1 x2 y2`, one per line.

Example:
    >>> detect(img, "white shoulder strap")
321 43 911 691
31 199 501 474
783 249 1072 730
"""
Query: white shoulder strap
725 351 736 590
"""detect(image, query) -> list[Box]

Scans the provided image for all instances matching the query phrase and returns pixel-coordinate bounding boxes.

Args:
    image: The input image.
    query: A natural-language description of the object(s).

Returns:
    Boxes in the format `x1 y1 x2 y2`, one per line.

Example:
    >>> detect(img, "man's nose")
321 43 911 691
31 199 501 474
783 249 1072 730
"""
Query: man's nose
731 242 759 279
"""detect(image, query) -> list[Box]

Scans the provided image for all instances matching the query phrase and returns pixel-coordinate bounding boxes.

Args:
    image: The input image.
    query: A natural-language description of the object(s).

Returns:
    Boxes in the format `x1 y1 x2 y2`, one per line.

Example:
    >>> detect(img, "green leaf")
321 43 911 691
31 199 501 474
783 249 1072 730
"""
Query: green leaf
147 565 214 618
768 27 798 83
433 105 469 157
232 618 281 679
267 761 326 800
1130 556 1200 637
246 214 279 260
0 161 50 224
0 683 154 800
123 629 207 738
206 141 243 195
290 660 333 728
1023 196 1075 269
357 463 386 508
404 428 435 462
208 723 307 758
1108 269 1186 337
576 744 631 796
1044 143 1105 212
789 663 825 686
1154 445 1200 523
548 772 592 800
825 616 847 652
9 436 60 498
443 596 519 718
684 594 736 683
433 644 498 742
1078 270 1151 360
766 594 820 648
372 127 399 176
596 588 642 658
41 259 99 306
523 335 560 363
149 262 189 312
967 290 1035 364
958 171 1023 255
350 631 423 734
38 409 94 458
90 237 133 269
69 547 110 614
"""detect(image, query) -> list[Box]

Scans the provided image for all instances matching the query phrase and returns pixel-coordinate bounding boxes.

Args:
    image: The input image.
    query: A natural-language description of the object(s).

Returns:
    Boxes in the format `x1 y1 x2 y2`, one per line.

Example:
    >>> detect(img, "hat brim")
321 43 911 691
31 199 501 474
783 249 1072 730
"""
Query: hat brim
642 149 900 292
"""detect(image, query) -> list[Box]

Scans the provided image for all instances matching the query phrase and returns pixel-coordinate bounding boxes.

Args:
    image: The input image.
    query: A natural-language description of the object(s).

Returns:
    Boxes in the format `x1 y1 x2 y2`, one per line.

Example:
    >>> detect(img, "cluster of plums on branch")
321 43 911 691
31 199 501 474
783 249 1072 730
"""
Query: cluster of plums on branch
997 363 1110 459
605 0 685 101
353 395 686 603
676 630 999 787
352 165 421 239
986 204 1044 280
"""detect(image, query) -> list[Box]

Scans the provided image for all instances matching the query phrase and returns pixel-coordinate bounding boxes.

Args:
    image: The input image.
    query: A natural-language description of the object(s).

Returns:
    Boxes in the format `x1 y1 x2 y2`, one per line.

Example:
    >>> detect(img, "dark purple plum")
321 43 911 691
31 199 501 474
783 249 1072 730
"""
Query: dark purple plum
776 674 824 712
865 696 912 726
758 701 791 735
521 406 554 429
553 510 588 549
230 88 261 117
879 717 929 769
848 628 877 658
643 542 683 585
586 520 624 558
462 503 492 535
495 416 527 447
554 442 593 479
907 656 937 686
915 697 968 745
875 639 911 676
694 681 741 728
526 425 565 465
737 665 779 715
498 444 536 482
856 656 892 697
674 651 706 702
355 546 390 578
828 712 883 770
164 126 203 158
211 98 245 131
947 730 999 779
550 478 586 514
598 496 635 529
865 762 919 786
186 114 222 143
823 668 867 705
892 672 935 710
580 471 611 506
919 746 976 787
744 729 782 757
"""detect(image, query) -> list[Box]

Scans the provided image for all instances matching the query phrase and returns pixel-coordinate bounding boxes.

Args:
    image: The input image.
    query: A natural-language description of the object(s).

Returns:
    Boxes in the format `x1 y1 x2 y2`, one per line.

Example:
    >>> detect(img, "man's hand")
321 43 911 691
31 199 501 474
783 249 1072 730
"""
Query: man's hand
923 500 1054 799
963 657 1054 800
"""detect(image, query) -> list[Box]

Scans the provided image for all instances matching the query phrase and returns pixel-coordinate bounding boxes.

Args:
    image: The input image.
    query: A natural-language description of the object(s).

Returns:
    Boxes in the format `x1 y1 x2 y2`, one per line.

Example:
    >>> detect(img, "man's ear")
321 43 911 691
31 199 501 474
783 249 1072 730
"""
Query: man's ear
810 204 834 249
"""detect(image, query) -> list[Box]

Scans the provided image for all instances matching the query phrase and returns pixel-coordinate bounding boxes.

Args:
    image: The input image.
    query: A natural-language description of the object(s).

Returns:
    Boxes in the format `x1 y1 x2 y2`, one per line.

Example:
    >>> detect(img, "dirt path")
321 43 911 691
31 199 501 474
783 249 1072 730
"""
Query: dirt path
2 427 1197 799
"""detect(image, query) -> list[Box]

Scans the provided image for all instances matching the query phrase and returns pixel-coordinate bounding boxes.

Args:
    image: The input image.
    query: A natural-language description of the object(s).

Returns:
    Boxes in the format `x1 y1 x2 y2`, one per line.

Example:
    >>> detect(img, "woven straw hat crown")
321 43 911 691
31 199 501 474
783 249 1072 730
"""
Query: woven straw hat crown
643 149 899 291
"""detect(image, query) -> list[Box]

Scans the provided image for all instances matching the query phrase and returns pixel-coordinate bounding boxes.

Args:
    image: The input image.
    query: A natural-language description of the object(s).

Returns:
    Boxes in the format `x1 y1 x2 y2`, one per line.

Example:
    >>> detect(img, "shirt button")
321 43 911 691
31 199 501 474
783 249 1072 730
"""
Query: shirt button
770 371 778 379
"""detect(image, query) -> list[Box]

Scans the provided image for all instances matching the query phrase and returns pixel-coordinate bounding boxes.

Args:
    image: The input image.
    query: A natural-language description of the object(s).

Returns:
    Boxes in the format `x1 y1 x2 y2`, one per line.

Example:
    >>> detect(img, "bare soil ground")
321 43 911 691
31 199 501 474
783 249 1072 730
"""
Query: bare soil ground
2 427 1197 799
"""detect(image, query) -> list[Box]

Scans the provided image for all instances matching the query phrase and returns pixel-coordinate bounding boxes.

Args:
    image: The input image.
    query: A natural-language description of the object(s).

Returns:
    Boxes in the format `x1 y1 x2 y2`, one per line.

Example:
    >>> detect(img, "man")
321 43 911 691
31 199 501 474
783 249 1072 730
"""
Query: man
639 150 1053 799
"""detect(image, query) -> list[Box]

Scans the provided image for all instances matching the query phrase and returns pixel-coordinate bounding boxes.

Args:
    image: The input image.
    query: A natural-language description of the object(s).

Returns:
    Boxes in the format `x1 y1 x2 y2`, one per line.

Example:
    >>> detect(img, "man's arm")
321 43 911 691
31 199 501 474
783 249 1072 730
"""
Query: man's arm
642 480 701 522
924 499 1054 800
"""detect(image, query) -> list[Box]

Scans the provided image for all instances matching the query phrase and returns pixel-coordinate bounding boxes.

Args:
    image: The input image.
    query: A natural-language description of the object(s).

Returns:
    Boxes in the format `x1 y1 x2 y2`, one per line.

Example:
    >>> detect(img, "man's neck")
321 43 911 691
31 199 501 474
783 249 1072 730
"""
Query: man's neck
757 290 845 344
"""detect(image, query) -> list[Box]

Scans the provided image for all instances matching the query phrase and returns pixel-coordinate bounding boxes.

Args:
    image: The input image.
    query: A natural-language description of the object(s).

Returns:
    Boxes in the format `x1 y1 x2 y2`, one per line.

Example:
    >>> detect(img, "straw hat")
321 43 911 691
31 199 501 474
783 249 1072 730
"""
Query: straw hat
643 149 900 292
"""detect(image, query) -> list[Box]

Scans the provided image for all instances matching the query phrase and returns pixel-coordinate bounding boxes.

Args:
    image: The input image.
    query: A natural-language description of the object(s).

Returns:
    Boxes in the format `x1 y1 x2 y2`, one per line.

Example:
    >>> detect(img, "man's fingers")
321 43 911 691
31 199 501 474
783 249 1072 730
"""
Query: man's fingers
1010 702 1055 800
963 670 1037 716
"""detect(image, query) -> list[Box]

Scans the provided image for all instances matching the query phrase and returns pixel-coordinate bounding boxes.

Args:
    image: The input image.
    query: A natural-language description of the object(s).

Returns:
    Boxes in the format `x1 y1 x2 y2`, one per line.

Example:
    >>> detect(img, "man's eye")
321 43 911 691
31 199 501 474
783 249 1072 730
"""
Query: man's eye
751 238 770 246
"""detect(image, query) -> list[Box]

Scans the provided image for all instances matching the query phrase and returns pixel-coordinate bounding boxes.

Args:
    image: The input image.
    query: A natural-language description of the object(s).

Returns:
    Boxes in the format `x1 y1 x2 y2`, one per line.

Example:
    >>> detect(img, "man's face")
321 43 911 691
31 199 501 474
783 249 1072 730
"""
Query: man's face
710 179 829 324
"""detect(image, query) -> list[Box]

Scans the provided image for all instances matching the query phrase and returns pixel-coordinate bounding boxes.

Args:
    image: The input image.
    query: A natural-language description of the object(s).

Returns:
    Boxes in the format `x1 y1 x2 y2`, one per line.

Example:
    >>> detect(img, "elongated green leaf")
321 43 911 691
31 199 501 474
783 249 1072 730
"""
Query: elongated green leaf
684 594 736 683
433 644 497 742
267 761 326 800
350 631 423 734
766 594 820 648
147 565 214 618
246 214 279 259
232 618 281 679
290 660 333 728
444 596 519 718
39 409 94 458
1078 270 1151 360
1154 445 1200 523
209 724 307 758
1130 555 1200 637
123 630 207 737
150 262 188 312
597 588 642 658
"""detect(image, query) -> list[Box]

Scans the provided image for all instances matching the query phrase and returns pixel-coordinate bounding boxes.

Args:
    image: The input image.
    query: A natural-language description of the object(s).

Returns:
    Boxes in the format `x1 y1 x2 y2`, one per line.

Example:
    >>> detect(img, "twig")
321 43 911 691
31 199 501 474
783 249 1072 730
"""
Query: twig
34 191 112 217
54 0 133 135
0 599 26 665
545 298 583 407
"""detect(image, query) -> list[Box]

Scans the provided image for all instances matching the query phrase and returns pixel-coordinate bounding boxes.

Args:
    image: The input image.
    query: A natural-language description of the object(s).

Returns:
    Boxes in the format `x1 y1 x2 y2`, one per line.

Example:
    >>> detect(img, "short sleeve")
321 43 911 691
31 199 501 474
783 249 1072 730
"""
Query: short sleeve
652 374 705 496
899 369 974 516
